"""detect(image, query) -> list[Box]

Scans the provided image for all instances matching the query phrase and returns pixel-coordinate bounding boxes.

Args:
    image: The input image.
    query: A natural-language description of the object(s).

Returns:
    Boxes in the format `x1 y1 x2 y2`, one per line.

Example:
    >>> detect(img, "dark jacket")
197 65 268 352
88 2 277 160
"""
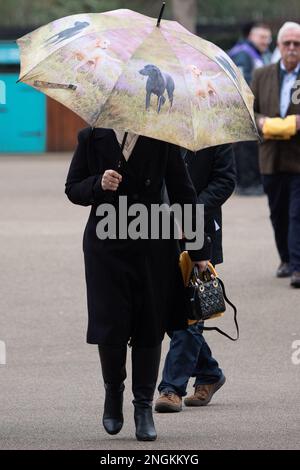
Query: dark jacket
252 62 300 175
184 144 236 265
228 40 265 84
65 127 211 347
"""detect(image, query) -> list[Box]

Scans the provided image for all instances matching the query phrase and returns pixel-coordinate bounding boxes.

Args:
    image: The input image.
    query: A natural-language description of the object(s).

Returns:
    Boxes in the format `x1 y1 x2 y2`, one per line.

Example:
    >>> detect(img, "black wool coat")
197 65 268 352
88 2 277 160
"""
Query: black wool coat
65 128 211 347
184 144 236 265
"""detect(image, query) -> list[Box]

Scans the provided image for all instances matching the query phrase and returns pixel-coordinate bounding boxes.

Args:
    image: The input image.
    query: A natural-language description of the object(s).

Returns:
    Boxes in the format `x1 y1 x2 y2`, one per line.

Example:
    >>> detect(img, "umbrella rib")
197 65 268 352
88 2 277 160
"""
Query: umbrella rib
90 63 130 128
159 30 197 150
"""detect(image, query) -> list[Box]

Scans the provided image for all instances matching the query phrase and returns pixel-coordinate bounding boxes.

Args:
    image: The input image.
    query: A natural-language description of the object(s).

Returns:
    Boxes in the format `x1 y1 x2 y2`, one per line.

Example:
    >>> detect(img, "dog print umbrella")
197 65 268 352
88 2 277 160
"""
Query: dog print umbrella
17 5 259 151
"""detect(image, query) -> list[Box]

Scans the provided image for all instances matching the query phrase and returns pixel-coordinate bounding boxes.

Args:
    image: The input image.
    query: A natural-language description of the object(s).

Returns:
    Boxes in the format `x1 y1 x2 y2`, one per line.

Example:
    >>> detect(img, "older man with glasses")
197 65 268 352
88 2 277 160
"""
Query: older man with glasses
252 22 300 287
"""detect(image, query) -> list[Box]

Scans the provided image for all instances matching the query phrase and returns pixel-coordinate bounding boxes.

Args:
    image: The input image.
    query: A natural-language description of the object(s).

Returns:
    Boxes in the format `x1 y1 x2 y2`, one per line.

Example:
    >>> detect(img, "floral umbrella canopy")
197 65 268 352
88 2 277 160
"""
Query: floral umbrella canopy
17 8 259 151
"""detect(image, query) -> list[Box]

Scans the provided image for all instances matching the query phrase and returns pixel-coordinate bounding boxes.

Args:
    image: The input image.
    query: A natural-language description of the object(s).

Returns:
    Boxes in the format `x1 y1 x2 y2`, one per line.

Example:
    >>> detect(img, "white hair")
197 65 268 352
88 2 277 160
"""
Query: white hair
277 22 300 42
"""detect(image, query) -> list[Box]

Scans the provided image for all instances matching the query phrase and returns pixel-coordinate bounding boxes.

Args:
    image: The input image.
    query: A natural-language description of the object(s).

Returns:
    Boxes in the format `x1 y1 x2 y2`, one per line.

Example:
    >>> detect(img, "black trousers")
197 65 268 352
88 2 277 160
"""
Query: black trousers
234 141 262 188
262 174 300 271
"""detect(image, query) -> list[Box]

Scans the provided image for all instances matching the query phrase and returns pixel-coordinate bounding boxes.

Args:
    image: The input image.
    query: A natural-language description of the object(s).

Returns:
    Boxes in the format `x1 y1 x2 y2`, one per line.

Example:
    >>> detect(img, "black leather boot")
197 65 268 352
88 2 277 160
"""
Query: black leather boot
98 345 127 435
132 344 161 441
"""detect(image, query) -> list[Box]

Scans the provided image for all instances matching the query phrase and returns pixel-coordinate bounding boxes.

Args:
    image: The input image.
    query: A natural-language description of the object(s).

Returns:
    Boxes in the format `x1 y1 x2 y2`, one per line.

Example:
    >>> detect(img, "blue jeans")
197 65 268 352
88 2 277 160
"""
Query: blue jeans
158 322 223 397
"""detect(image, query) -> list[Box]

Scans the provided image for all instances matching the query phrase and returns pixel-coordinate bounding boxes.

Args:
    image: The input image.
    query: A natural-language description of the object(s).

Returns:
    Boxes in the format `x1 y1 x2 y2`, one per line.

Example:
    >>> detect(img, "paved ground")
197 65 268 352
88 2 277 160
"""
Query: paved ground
0 153 299 450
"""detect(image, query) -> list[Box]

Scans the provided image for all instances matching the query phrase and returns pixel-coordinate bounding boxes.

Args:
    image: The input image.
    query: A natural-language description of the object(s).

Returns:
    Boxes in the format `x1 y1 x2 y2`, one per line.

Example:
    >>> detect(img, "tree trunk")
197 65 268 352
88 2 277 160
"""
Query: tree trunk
171 0 198 33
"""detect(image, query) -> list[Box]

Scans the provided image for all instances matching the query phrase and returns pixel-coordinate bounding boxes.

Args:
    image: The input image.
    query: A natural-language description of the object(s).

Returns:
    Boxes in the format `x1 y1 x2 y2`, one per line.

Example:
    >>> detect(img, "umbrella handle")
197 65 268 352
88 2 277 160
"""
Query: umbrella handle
121 132 128 152
116 131 128 171
105 132 128 203
156 2 166 27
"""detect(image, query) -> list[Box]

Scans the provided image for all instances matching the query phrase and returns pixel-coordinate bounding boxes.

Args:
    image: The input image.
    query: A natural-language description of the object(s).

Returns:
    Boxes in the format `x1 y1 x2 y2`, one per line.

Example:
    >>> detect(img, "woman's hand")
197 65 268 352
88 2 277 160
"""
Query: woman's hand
101 170 122 191
194 260 209 273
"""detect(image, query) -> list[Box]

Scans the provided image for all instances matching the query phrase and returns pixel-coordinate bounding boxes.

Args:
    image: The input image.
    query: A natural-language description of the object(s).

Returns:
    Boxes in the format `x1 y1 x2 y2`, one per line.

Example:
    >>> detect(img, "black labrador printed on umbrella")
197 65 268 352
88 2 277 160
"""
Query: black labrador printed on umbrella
139 64 175 113
44 21 90 46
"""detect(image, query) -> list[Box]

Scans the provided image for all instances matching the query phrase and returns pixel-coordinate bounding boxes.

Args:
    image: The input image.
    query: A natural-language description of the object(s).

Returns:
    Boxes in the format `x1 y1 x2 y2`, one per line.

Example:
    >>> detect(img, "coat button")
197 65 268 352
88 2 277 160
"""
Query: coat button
132 193 139 201
145 179 151 187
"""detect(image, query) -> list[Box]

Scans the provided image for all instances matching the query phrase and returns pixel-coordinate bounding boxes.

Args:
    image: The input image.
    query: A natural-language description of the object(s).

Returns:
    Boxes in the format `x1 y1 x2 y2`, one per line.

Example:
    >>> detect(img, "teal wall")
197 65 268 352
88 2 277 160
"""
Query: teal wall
0 42 46 153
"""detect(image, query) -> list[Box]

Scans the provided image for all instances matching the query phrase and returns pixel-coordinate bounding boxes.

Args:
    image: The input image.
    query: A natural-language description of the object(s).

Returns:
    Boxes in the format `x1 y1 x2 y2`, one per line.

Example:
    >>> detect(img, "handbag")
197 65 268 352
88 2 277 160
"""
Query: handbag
187 265 226 321
179 252 239 341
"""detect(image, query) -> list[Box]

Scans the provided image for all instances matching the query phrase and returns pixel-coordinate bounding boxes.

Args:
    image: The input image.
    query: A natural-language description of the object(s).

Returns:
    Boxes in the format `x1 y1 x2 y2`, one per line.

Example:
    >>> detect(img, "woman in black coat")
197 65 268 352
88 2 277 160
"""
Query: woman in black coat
65 127 211 441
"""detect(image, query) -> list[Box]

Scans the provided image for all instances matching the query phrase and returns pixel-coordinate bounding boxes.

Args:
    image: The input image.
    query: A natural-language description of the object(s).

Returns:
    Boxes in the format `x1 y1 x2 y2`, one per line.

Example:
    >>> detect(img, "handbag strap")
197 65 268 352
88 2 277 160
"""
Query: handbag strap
202 278 239 341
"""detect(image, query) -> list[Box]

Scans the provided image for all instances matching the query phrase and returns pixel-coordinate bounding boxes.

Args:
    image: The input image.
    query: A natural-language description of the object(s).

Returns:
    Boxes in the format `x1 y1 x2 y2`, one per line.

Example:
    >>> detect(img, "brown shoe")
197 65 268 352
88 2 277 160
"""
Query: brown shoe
184 375 226 407
155 391 182 413
291 271 300 288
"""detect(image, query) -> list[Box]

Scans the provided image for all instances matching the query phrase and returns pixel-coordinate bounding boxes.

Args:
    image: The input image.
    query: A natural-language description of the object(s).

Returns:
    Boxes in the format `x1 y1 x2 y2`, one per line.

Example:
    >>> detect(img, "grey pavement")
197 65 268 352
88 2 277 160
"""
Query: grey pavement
0 154 299 450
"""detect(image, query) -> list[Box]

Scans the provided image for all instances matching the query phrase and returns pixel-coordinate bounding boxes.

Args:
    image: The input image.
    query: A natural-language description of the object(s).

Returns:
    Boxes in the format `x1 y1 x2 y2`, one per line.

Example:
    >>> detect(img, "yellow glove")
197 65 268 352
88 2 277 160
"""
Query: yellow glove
263 115 297 140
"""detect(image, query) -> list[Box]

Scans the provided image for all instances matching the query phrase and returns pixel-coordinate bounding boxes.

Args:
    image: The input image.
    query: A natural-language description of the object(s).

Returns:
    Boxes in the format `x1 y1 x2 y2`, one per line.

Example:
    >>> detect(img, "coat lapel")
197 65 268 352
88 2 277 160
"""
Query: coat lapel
92 128 126 172
93 127 147 182
271 63 281 116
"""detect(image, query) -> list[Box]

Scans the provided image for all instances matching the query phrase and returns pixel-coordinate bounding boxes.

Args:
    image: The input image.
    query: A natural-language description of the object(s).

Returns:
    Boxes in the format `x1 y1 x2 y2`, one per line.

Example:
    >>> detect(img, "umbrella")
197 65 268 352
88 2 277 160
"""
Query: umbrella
17 5 259 151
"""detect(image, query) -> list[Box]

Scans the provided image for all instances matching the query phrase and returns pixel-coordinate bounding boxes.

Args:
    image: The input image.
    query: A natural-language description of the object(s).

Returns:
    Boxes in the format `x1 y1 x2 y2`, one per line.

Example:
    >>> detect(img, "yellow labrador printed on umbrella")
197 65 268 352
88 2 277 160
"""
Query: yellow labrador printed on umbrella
17 8 259 151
